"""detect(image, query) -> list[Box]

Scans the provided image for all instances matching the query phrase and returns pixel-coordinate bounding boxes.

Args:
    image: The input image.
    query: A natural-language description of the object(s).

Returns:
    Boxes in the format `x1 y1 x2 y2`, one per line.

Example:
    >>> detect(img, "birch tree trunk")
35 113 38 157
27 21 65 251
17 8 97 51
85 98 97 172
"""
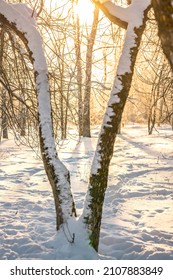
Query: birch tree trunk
152 0 173 72
82 0 151 251
0 1 76 230
83 6 99 137
75 17 83 137
72 3 83 136
0 26 8 139
1 89 8 139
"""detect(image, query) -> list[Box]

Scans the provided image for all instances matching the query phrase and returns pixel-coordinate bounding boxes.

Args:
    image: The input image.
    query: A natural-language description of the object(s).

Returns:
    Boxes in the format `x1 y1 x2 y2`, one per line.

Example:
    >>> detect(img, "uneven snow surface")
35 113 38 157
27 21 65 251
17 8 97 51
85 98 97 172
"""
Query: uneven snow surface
0 125 173 259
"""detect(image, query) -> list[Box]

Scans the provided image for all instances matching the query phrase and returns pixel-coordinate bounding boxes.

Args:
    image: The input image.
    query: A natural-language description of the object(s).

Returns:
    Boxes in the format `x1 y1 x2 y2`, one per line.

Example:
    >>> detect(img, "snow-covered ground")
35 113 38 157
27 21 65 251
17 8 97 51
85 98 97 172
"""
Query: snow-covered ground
0 124 173 260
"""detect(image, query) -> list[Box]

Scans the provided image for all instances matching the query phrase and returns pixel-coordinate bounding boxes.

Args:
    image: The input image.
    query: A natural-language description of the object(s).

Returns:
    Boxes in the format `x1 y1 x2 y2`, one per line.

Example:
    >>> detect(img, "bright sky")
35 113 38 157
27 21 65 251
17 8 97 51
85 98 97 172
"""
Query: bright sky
44 0 95 24
73 0 95 24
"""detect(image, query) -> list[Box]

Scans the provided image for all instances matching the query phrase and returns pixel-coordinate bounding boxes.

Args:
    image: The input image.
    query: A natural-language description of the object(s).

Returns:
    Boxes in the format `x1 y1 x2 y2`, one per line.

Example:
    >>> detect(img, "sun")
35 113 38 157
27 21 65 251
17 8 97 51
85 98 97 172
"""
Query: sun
44 0 95 25
74 0 95 25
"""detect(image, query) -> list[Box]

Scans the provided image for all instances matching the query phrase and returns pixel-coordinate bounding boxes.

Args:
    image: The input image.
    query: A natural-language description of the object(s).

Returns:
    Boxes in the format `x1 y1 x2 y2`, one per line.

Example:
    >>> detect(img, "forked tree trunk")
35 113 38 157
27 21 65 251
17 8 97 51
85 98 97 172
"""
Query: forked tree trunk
0 1 76 230
83 1 151 251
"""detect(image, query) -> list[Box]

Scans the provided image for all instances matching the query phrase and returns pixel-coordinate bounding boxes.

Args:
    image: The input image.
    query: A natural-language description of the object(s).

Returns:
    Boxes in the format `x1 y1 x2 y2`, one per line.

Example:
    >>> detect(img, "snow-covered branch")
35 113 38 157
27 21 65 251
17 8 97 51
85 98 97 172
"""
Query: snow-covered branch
93 0 128 29
93 0 151 29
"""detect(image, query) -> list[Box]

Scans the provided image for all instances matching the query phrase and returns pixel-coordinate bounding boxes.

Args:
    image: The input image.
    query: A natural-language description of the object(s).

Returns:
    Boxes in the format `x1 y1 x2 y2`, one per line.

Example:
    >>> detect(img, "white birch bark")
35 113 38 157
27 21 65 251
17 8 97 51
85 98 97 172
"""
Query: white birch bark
0 0 76 228
82 0 151 250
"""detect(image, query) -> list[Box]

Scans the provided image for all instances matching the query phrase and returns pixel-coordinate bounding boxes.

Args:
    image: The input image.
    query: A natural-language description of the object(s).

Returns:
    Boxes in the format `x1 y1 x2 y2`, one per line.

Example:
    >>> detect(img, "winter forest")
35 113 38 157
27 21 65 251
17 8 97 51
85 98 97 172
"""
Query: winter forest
0 0 173 260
